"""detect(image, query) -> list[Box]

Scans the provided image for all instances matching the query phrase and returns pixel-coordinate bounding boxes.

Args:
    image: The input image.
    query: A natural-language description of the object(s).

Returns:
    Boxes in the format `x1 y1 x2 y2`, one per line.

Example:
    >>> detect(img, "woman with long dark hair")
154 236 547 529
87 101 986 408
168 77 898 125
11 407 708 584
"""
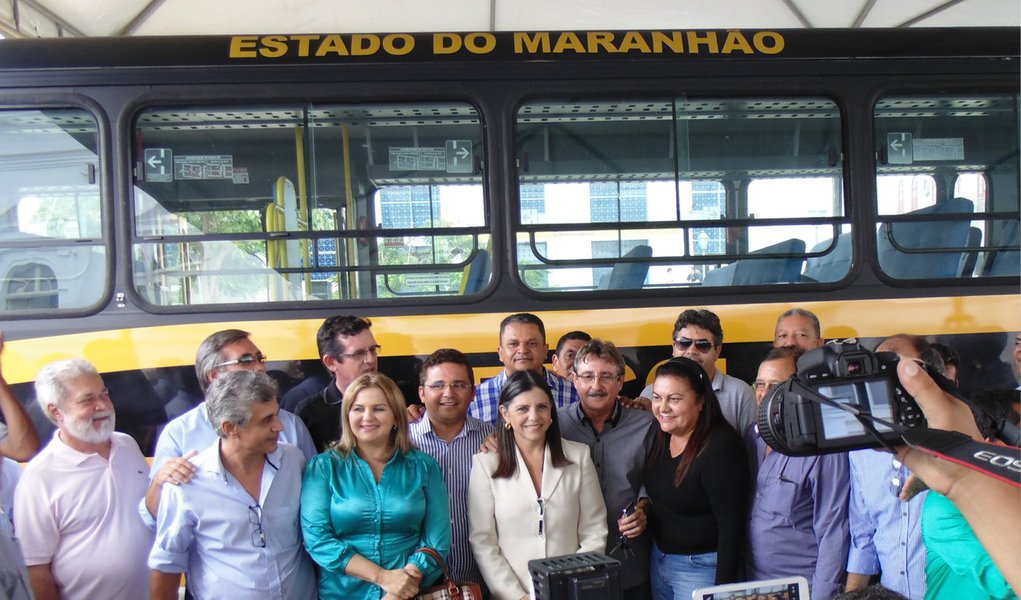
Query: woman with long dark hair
644 357 750 600
468 370 606 600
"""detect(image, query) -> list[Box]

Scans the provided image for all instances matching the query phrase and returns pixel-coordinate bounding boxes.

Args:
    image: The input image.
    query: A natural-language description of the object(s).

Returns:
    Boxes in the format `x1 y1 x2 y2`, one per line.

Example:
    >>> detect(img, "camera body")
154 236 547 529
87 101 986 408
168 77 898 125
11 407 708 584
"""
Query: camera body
757 340 926 456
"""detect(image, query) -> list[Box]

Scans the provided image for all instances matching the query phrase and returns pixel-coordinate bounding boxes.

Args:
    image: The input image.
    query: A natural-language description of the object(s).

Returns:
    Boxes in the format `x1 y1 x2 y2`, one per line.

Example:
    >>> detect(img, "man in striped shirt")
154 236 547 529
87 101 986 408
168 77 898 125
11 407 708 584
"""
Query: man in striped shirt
410 349 495 589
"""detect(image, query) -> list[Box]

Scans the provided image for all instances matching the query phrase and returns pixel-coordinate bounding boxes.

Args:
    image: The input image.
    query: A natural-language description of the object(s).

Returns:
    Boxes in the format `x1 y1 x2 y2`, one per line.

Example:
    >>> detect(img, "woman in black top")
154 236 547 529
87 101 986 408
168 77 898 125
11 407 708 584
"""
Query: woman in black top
644 357 750 600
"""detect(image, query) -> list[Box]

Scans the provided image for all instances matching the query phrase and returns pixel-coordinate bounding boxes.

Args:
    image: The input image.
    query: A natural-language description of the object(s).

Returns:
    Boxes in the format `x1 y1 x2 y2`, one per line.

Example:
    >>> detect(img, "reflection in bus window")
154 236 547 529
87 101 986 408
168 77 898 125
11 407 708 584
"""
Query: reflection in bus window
874 94 1019 279
0 109 106 313
132 103 488 306
513 98 846 291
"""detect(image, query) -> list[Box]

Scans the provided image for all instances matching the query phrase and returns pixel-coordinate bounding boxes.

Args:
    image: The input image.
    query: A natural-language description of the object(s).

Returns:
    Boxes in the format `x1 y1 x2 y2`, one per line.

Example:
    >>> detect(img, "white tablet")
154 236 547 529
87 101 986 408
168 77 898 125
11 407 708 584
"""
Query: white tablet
692 576 810 600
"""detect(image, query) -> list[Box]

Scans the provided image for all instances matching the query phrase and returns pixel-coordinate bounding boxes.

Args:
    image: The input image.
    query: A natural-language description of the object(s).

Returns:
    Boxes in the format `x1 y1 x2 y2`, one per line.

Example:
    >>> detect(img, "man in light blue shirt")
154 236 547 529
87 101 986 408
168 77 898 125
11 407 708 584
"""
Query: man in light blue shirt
470 313 578 424
143 329 315 520
844 334 946 599
149 370 315 600
845 450 926 599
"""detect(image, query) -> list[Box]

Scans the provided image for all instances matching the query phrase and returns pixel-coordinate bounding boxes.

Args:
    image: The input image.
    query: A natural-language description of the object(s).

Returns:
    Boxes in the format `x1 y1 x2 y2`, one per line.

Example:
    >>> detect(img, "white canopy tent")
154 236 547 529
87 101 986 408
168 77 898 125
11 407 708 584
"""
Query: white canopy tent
4 0 1020 38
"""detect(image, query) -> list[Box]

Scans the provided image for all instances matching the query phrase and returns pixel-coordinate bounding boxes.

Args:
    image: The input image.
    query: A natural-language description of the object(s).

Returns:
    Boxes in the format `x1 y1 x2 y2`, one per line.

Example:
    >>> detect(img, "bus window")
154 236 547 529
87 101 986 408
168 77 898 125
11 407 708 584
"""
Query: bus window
513 97 845 292
874 94 1020 280
132 102 488 306
0 108 106 314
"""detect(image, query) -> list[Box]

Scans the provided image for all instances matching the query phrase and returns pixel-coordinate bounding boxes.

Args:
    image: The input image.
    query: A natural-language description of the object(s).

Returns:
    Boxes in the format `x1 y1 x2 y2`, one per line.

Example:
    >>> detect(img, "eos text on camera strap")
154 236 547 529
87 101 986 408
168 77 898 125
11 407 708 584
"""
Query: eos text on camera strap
900 428 1021 489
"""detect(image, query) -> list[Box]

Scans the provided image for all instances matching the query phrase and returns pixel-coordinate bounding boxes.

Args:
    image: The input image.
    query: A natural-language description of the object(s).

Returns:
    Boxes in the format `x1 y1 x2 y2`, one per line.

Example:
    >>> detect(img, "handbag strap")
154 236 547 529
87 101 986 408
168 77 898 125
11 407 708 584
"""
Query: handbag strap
415 547 461 598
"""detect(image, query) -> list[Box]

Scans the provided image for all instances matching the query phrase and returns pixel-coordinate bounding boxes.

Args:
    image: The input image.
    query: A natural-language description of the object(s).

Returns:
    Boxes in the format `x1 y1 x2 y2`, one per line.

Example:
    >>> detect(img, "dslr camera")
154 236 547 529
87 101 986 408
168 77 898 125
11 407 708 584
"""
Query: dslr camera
757 339 927 456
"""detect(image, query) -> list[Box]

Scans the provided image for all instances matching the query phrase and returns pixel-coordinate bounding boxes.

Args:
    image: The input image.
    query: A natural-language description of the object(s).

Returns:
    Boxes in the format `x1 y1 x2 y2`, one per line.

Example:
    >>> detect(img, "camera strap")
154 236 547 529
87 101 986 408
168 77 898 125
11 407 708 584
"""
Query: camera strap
901 428 1021 488
796 380 1021 487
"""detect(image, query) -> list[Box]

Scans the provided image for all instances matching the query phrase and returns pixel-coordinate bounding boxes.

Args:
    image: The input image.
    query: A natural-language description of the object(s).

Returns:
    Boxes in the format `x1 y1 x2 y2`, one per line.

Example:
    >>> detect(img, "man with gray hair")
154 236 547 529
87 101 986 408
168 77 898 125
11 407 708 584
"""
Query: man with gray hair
774 308 826 352
150 371 315 600
559 339 657 600
14 358 153 599
144 329 315 519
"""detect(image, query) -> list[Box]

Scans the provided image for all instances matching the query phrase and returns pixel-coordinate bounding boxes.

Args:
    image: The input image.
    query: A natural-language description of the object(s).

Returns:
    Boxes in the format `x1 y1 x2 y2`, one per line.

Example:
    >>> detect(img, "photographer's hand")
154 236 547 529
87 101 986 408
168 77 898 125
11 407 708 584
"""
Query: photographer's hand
895 358 1021 592
894 358 982 495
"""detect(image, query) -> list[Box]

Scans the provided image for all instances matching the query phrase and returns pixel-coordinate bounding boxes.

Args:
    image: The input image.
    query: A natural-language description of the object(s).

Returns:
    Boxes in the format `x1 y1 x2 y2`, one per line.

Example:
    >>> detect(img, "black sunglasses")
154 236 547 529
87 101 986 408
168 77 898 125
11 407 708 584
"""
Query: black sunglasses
673 337 715 352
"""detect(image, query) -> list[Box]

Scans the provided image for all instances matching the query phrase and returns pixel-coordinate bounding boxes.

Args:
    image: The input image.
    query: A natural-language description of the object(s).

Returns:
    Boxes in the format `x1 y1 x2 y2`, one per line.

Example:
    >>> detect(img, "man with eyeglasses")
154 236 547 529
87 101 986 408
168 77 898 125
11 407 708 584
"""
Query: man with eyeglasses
143 329 316 522
558 339 657 600
640 309 756 435
149 371 315 600
470 313 578 425
745 346 850 600
409 349 494 594
293 315 380 452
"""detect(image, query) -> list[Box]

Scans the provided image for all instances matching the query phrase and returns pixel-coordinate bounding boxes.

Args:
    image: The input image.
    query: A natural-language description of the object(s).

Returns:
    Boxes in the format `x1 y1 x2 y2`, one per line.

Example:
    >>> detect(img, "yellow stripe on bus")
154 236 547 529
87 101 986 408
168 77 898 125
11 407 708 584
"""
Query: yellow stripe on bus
2 293 1017 384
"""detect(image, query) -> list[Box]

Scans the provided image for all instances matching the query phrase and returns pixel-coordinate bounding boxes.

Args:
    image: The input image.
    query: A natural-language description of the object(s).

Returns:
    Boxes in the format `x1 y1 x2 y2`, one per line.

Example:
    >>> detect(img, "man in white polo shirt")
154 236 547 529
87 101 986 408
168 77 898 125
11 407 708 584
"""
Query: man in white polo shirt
14 358 153 600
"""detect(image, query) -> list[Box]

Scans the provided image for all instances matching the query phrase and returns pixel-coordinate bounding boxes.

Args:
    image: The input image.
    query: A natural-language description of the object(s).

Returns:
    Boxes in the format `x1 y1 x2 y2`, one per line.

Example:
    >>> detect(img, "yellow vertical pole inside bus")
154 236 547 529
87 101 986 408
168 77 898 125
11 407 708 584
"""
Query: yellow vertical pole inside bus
341 124 358 299
294 127 311 296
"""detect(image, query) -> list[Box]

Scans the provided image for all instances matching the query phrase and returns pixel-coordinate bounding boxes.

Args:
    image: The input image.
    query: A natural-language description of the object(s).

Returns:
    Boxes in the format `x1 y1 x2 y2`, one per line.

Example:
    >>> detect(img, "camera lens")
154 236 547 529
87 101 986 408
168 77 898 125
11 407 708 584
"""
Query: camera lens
847 360 863 374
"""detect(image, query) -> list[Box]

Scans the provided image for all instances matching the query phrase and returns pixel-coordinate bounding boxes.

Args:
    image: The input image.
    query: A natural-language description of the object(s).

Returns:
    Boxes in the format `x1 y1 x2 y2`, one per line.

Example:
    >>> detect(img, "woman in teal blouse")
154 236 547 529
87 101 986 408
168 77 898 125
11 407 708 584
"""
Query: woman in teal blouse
300 372 451 600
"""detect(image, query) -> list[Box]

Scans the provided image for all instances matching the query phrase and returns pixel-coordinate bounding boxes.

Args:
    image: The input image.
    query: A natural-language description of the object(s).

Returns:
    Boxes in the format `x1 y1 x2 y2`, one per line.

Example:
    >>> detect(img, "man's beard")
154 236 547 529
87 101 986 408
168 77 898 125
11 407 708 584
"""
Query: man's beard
62 410 115 444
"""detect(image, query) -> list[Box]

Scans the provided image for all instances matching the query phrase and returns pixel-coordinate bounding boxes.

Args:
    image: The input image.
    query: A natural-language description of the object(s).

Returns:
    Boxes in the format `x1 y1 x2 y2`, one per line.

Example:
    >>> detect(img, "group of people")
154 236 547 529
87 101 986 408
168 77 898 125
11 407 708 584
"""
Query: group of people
0 308 1017 600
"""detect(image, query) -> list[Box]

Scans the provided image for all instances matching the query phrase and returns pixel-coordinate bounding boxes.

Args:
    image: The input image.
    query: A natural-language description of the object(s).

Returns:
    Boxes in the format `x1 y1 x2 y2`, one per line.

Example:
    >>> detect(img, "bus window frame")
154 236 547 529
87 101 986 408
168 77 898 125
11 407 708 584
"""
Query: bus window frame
123 95 497 313
868 86 1021 287
507 92 853 296
0 94 114 320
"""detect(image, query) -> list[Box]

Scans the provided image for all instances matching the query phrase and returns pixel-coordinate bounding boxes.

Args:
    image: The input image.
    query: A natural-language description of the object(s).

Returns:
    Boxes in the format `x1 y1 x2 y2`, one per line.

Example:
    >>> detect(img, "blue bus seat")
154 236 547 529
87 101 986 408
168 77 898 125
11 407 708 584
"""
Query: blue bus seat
804 233 852 282
701 262 736 286
702 238 806 286
958 226 983 277
605 244 652 289
877 197 974 279
985 219 1019 277
734 238 806 284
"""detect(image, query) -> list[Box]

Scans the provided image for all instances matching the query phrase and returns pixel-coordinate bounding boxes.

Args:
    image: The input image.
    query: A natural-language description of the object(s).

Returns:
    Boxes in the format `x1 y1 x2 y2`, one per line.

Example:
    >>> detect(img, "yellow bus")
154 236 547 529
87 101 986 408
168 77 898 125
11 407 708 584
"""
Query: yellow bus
0 28 1017 452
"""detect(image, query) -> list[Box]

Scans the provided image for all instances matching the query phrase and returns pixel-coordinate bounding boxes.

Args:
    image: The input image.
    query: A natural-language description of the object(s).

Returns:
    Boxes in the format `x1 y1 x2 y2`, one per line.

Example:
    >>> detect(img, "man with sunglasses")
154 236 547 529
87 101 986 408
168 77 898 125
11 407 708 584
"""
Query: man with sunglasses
293 315 380 452
410 349 494 594
143 329 316 521
640 309 757 435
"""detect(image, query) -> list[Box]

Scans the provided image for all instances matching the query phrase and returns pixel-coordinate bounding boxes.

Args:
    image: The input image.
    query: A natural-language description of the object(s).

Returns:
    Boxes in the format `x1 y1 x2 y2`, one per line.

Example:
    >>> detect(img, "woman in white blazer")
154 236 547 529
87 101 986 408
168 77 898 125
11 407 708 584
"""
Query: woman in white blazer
468 370 607 600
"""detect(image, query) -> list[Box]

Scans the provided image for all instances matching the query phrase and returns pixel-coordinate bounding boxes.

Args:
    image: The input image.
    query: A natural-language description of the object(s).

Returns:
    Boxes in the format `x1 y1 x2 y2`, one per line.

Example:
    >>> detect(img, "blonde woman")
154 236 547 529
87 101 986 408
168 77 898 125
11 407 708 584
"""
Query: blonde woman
301 372 451 600
469 370 607 600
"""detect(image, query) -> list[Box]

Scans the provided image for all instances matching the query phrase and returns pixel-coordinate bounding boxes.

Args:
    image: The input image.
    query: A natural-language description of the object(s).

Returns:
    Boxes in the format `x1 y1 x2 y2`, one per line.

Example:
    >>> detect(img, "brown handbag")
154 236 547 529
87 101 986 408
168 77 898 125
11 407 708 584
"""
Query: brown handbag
413 547 484 600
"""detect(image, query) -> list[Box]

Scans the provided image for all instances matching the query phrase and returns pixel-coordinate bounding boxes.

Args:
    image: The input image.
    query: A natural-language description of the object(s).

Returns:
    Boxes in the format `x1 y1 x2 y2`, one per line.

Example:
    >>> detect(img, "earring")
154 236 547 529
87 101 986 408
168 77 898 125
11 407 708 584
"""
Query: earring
504 422 512 430
392 425 398 432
